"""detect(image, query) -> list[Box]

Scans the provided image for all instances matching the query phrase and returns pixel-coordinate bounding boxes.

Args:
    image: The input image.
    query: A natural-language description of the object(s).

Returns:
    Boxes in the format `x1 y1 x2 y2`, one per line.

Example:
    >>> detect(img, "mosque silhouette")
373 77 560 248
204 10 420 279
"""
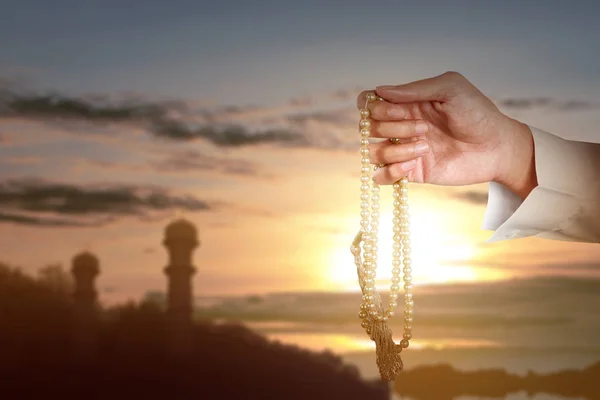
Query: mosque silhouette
69 218 200 359
46 218 391 399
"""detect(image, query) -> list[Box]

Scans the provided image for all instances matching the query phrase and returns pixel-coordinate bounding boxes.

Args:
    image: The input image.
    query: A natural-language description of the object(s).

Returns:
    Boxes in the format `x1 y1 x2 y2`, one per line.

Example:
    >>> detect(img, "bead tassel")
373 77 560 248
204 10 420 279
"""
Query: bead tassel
350 92 414 381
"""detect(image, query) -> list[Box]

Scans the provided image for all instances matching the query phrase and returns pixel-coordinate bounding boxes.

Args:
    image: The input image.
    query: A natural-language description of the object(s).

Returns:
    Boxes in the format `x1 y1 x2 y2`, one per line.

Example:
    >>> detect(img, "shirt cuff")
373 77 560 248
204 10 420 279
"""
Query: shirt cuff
482 125 600 243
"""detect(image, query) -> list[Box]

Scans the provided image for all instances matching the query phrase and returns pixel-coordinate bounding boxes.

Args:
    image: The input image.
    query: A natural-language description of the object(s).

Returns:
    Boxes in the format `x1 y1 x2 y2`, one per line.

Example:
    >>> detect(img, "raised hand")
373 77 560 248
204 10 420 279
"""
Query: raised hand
358 71 537 199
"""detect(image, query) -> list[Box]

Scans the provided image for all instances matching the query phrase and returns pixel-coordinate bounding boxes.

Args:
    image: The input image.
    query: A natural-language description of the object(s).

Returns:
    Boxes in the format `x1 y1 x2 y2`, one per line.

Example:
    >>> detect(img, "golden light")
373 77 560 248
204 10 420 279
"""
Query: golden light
327 208 479 289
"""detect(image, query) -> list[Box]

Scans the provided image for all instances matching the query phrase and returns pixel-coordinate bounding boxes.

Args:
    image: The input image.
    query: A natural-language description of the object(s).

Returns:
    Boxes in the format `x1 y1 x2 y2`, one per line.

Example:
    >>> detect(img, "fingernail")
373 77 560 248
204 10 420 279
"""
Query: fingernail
402 159 417 171
414 141 430 155
415 122 429 134
376 85 397 90
387 106 405 119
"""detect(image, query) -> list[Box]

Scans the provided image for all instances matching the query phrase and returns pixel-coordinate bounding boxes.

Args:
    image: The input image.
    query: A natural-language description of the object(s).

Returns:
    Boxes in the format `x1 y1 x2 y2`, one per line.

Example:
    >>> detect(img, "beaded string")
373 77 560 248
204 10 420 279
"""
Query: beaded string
350 92 414 381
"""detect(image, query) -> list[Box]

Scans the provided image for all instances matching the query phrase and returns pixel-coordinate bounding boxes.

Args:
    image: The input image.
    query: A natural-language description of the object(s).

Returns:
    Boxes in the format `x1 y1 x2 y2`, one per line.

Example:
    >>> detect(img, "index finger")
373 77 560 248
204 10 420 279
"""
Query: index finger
357 90 410 121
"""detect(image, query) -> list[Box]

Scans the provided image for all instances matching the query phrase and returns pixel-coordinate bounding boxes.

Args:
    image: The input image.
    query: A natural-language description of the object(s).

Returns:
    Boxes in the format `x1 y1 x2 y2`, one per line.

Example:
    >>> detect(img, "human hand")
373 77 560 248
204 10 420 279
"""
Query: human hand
358 71 538 199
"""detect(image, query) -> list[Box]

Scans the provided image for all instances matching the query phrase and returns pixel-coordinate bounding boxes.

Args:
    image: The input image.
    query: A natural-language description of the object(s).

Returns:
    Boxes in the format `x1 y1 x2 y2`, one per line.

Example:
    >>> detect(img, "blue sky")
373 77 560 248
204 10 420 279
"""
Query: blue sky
2 0 599 104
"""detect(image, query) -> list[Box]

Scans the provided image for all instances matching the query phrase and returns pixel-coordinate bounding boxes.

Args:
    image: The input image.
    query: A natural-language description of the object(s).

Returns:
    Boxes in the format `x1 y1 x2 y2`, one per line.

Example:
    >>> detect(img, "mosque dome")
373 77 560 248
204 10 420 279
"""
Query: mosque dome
71 251 100 277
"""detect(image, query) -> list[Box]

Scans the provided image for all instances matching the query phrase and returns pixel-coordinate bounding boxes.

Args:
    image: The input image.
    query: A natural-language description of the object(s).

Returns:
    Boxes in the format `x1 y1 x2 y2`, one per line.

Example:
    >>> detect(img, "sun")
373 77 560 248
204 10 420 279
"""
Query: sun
327 209 479 290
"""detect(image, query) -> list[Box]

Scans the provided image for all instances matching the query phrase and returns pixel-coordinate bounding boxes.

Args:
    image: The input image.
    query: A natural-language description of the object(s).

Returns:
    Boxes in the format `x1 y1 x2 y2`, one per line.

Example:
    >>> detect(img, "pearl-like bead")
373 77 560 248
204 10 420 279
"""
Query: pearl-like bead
354 92 414 361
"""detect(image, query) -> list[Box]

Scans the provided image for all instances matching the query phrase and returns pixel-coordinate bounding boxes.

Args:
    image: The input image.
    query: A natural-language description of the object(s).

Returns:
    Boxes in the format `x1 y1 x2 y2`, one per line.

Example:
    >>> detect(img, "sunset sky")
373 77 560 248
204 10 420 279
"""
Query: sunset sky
1 0 599 304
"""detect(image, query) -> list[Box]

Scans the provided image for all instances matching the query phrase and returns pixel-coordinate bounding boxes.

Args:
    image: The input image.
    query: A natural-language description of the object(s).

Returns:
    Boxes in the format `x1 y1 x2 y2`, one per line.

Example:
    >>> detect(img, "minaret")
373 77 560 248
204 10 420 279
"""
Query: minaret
71 251 100 361
163 218 199 356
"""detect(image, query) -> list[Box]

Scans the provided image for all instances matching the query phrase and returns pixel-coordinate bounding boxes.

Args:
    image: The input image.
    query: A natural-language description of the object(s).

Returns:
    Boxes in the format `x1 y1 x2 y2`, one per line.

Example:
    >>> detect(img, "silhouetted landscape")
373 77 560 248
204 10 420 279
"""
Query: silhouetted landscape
0 219 391 399
0 218 598 400
0 260 389 399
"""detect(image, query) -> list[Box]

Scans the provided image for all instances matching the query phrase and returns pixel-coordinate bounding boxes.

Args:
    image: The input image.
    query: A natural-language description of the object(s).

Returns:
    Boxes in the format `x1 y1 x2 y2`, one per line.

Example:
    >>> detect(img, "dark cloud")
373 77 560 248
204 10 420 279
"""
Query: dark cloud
0 88 309 148
153 149 272 178
0 211 110 227
497 97 598 111
0 178 211 227
150 121 309 147
0 89 169 121
454 190 488 205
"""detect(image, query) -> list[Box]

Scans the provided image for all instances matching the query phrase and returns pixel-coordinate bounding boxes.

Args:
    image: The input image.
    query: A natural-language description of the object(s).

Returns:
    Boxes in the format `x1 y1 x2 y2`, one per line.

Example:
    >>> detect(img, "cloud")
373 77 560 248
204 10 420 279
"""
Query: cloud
0 211 111 227
0 88 313 148
497 97 599 111
150 121 309 147
287 86 365 107
152 149 275 178
286 108 355 126
0 178 212 227
0 156 44 166
453 190 488 205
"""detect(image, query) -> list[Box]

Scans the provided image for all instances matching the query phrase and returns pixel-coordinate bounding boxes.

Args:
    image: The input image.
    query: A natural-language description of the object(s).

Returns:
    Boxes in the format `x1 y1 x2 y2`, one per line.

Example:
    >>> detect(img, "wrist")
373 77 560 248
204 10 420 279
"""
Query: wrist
494 118 538 200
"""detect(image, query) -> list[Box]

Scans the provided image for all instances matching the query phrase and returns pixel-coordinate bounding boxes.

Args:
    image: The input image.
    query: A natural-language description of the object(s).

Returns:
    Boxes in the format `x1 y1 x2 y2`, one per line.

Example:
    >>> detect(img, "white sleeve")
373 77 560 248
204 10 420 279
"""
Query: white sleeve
482 126 600 243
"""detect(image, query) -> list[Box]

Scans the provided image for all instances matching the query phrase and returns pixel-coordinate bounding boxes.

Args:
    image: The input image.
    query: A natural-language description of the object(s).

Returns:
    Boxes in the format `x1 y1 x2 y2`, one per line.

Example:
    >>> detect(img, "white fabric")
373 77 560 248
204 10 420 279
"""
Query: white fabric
482 126 600 243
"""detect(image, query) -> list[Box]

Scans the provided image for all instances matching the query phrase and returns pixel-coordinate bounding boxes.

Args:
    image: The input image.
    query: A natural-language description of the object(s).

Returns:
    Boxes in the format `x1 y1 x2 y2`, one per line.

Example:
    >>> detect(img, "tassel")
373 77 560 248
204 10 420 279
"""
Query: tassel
351 230 403 381
370 320 403 381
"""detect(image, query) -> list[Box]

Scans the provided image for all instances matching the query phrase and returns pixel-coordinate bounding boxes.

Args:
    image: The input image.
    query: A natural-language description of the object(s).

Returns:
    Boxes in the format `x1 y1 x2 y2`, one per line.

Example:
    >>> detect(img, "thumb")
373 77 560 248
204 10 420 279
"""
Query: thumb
376 71 466 103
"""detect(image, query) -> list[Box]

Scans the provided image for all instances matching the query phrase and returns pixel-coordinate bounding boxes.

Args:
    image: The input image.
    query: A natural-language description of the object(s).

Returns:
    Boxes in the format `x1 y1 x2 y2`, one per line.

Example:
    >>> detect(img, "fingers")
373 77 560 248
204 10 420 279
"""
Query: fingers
374 71 468 103
363 119 429 139
369 139 430 165
372 161 417 185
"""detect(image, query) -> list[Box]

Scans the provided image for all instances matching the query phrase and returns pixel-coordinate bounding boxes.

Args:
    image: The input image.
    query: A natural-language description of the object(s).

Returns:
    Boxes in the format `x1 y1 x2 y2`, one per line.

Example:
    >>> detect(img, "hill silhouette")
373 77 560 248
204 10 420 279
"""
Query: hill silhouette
2 261 600 399
0 261 388 399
